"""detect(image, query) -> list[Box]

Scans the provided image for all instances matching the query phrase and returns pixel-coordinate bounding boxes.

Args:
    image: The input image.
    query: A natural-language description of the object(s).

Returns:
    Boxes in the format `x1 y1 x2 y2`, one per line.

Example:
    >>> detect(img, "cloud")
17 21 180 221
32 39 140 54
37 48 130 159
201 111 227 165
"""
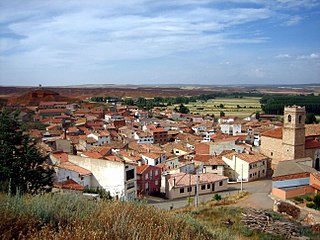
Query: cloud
275 53 291 58
297 53 320 60
282 15 302 26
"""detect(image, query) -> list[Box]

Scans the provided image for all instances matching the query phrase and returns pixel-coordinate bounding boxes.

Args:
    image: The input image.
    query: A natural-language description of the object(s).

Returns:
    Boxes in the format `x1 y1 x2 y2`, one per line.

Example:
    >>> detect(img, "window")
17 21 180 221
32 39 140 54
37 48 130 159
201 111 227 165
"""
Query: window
126 169 135 181
299 115 302 124
145 182 149 192
219 181 223 186
155 170 159 176
212 165 217 170
262 161 265 165
207 184 210 189
270 152 273 156
155 179 159 185
180 188 185 193
127 182 135 190
288 115 291 122
250 174 252 178
262 170 265 174
201 185 206 190
187 187 192 192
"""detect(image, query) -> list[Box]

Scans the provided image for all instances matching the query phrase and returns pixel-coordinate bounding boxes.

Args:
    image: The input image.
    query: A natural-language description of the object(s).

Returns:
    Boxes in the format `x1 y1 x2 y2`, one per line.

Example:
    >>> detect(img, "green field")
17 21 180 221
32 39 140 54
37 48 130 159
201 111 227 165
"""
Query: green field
172 97 262 118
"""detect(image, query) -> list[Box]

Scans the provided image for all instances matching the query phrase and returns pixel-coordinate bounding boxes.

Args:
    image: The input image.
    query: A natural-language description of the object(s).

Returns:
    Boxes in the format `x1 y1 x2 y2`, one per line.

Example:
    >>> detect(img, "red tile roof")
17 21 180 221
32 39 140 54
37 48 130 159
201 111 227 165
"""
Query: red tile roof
82 151 103 159
261 128 283 139
53 179 84 191
305 139 320 149
59 161 92 175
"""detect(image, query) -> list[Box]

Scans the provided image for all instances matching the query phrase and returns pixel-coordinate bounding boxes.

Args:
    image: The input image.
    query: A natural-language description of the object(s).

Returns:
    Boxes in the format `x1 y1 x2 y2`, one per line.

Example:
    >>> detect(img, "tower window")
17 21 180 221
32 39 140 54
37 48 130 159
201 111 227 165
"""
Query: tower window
299 115 302 124
288 115 291 123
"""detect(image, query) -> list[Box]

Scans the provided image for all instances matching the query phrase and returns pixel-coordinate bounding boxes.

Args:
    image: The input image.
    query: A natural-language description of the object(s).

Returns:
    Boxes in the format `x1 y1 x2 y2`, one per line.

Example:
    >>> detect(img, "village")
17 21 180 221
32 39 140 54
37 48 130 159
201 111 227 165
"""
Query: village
6 87 320 206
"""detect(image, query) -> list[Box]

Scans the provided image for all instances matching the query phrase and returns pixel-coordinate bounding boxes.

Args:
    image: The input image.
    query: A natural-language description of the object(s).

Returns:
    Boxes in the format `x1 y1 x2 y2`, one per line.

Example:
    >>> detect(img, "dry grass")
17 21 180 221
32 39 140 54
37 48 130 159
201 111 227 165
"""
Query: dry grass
0 193 213 240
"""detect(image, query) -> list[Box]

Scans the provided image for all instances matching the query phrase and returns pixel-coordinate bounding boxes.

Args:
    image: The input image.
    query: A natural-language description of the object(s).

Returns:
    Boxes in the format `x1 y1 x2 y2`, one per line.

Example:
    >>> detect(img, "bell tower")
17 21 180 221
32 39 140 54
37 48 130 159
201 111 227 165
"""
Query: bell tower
282 106 305 160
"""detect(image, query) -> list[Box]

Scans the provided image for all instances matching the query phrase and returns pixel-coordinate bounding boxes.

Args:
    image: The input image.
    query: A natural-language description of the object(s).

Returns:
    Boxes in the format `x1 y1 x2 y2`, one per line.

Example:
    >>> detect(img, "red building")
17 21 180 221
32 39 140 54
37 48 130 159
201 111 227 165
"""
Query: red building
152 128 168 145
136 164 161 195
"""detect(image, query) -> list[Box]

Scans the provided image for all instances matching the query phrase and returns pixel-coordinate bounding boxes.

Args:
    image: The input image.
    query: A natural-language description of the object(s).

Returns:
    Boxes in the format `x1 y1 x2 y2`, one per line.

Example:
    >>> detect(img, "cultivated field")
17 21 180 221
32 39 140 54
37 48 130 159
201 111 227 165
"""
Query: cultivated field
175 97 262 118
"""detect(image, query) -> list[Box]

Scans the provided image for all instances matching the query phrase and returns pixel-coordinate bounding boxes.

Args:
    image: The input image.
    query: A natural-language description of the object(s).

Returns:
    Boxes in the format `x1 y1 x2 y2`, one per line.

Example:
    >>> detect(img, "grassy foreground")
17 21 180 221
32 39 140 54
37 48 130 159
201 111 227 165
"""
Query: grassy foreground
0 193 213 240
1 193 318 240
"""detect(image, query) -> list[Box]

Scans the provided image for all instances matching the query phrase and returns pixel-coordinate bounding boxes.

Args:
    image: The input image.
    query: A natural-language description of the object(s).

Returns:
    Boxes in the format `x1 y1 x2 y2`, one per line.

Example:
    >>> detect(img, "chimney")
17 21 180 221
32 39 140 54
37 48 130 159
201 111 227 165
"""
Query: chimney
173 177 176 187
64 128 67 139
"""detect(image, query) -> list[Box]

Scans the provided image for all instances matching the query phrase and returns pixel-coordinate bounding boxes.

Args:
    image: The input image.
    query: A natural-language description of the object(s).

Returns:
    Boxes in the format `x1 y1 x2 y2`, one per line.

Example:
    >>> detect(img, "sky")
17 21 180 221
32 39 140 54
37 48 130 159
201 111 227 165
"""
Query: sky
0 0 320 86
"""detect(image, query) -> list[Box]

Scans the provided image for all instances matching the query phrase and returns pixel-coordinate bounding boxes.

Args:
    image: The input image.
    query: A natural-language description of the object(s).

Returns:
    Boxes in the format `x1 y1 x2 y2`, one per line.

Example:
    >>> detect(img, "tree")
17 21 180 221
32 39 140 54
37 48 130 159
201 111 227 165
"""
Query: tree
174 104 190 114
255 111 260 120
0 109 53 195
220 111 225 117
305 113 317 124
219 104 224 108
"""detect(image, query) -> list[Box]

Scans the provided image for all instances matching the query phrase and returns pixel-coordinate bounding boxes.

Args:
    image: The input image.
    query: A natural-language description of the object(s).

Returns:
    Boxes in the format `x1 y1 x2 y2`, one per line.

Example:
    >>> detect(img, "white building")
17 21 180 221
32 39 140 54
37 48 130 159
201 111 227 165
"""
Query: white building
133 132 154 144
54 161 92 189
222 151 269 182
220 123 242 136
87 131 111 145
68 155 137 200
141 152 166 166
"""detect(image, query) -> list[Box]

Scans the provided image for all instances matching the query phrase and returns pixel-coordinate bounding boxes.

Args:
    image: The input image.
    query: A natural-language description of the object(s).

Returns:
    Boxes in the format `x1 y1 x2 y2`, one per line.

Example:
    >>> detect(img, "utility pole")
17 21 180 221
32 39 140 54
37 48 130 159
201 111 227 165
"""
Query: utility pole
195 170 200 207
240 164 243 192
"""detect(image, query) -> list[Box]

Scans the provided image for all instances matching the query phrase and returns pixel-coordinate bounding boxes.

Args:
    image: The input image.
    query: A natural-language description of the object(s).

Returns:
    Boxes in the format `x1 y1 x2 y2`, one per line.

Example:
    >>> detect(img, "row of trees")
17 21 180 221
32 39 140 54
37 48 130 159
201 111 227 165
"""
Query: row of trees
260 95 320 115
91 92 264 110
0 109 53 195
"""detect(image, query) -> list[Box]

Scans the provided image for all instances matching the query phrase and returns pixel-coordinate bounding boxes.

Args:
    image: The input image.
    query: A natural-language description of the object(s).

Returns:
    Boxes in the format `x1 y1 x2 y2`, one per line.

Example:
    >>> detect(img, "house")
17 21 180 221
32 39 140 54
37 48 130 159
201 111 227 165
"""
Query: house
136 164 161 195
68 154 137 200
195 138 244 156
271 158 320 200
54 161 92 189
165 172 228 200
141 152 166 166
222 151 269 182
220 122 242 135
134 131 154 144
152 128 168 145
87 131 111 145
53 179 85 194
193 154 225 176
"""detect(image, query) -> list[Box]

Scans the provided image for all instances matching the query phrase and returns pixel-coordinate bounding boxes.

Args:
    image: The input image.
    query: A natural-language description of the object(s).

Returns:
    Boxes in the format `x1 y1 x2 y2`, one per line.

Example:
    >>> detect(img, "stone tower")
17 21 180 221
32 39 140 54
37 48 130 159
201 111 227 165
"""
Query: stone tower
282 106 306 160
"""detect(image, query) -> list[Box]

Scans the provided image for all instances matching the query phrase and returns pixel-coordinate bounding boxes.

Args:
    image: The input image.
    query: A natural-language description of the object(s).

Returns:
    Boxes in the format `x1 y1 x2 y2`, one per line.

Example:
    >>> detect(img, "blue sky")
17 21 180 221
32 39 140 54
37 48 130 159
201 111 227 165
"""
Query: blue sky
0 0 319 86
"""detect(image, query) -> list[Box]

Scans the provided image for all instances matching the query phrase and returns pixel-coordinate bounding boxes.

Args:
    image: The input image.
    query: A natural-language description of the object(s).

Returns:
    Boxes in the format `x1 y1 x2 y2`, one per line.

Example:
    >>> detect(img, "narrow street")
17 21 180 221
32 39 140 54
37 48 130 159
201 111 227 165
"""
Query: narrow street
148 179 273 210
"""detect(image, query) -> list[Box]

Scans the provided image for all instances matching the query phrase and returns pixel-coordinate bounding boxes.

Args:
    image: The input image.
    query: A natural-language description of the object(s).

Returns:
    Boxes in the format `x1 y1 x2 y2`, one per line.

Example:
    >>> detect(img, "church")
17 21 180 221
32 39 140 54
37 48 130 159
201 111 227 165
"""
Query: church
260 106 320 170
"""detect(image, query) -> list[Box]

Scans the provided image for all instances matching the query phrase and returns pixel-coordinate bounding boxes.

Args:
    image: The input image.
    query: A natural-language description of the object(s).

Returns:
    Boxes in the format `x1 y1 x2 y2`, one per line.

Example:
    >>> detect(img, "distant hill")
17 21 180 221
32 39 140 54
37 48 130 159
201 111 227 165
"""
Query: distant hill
8 87 74 106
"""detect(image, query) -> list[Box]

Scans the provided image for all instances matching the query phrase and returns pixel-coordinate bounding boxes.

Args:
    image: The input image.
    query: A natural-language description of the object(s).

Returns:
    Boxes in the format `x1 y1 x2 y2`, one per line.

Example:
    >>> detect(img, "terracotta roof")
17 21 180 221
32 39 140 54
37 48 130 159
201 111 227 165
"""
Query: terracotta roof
59 161 92 175
136 164 149 174
152 128 167 133
306 124 320 137
167 172 228 188
236 152 268 164
305 139 320 149
82 151 103 159
193 154 225 165
51 152 69 163
261 128 283 139
53 179 84 191
142 152 161 159
104 155 123 162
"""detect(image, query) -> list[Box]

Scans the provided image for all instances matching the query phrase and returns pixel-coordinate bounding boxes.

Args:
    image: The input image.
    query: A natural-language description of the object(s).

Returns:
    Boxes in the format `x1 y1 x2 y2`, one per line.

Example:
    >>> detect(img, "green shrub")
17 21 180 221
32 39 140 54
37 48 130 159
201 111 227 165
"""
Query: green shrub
304 195 313 202
293 196 304 203
306 202 316 209
213 194 222 201
313 194 320 208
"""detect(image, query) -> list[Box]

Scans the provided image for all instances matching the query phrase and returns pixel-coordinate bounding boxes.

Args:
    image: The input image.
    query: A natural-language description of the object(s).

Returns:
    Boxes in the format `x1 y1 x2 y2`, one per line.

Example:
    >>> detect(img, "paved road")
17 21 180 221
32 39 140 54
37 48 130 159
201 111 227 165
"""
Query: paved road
148 179 273 210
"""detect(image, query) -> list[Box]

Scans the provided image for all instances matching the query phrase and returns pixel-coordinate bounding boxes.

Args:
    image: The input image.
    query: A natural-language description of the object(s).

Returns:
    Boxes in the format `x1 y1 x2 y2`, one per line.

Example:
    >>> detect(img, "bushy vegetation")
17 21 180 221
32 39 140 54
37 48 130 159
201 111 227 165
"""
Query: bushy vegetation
0 194 214 240
0 109 53 195
306 194 320 210
260 95 320 115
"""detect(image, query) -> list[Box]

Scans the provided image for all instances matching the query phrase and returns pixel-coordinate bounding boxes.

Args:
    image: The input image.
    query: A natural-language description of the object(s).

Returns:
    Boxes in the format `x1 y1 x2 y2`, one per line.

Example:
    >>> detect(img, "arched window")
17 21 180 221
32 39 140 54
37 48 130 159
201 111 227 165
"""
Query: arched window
288 115 291 123
299 115 302 124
